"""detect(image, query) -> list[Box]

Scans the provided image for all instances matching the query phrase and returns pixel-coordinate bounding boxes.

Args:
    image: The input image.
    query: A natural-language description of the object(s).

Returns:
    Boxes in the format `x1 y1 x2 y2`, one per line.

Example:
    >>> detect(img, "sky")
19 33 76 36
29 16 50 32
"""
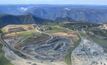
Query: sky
0 0 107 5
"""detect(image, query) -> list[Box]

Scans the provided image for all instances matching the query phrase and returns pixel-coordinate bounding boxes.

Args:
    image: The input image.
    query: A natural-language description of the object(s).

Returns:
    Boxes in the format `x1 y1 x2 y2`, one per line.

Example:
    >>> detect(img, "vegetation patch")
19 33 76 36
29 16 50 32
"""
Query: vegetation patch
0 44 13 65
90 36 107 52
65 36 81 65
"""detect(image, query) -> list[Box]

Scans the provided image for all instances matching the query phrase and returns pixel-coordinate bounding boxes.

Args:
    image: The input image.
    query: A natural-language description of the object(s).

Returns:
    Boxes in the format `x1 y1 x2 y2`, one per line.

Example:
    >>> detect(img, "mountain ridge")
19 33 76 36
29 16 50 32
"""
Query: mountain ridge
0 5 107 27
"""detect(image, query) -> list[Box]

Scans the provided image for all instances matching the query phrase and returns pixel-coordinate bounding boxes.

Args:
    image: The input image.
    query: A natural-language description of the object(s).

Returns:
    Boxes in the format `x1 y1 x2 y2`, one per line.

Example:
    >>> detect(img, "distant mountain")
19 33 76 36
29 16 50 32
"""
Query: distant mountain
0 5 107 27
0 14 52 27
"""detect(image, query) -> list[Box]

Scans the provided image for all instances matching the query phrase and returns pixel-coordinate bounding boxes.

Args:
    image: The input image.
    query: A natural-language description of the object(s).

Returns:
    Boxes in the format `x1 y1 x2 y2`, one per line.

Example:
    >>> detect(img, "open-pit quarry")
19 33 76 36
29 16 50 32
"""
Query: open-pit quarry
1 24 107 65
0 24 79 65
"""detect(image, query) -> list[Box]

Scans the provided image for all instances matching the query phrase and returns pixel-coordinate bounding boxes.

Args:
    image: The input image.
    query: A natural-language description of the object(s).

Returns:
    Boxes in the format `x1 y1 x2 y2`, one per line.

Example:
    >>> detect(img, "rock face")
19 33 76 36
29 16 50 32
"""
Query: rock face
71 38 107 65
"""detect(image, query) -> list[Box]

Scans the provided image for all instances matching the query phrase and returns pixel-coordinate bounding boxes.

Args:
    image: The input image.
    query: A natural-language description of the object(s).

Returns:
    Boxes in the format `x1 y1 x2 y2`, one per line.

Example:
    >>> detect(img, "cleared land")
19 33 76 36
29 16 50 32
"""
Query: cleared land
1 23 96 65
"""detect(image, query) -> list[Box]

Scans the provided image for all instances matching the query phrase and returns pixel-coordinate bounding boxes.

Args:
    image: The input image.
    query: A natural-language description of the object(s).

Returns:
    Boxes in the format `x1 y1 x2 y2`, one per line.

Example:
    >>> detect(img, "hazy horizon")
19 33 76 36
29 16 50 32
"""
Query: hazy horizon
0 0 107 5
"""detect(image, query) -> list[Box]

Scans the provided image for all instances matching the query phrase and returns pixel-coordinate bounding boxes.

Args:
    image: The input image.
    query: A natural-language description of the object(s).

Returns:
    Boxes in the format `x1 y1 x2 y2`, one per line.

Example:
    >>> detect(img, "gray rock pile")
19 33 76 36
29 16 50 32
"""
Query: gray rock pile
71 38 107 65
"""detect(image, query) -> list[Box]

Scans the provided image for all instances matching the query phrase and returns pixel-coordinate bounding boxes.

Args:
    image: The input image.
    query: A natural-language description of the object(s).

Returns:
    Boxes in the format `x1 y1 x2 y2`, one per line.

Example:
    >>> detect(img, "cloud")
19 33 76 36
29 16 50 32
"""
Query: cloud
20 7 28 11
